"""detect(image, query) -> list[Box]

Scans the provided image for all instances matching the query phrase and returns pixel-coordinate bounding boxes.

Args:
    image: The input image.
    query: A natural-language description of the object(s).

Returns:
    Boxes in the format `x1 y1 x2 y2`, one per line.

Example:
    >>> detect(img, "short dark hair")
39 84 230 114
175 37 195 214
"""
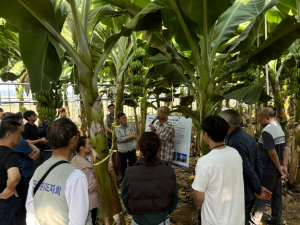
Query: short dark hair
0 119 21 139
108 104 115 109
15 112 23 121
201 115 228 142
23 110 36 121
117 112 126 120
46 118 78 149
76 136 88 153
138 132 161 162
2 112 16 121
0 108 3 112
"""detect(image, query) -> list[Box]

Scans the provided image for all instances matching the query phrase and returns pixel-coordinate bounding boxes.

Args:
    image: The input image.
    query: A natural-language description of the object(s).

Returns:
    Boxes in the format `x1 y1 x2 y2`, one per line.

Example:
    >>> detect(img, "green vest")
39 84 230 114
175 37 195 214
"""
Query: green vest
32 158 92 225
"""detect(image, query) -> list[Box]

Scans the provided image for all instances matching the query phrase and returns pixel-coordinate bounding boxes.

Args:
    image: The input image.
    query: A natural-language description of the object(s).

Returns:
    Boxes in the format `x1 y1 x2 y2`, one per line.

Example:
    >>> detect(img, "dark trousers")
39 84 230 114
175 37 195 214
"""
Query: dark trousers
245 198 255 225
118 149 137 179
251 175 282 224
0 195 26 225
107 139 112 149
91 207 98 225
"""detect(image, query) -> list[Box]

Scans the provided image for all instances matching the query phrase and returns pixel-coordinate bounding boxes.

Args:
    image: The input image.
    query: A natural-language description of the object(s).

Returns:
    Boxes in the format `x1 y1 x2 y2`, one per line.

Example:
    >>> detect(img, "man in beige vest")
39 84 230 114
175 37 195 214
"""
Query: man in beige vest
26 118 92 225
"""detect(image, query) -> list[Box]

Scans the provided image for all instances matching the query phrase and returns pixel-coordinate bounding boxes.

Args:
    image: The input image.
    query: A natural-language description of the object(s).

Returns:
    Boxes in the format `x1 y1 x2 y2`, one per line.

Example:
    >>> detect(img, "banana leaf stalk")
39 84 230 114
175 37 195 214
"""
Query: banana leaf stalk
139 95 147 134
62 85 70 117
288 124 300 184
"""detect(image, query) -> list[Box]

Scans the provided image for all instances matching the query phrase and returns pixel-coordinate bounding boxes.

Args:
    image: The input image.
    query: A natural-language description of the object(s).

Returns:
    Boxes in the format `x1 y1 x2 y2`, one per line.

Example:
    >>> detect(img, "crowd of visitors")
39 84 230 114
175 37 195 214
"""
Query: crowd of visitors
0 105 289 225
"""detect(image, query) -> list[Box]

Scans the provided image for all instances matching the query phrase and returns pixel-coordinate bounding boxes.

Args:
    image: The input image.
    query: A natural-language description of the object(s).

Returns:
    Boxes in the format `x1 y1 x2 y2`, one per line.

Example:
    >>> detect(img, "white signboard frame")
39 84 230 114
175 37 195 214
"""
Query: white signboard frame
145 114 192 168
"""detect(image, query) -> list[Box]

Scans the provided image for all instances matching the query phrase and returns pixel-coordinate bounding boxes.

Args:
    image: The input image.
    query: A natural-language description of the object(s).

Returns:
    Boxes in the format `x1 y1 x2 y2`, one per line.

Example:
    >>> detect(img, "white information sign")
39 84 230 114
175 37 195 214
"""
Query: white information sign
145 114 192 168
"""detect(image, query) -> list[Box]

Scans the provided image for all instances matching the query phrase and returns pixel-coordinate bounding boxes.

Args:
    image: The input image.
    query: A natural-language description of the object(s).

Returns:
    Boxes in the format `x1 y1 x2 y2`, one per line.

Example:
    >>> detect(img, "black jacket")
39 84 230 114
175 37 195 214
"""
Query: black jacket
226 126 263 201
124 157 177 214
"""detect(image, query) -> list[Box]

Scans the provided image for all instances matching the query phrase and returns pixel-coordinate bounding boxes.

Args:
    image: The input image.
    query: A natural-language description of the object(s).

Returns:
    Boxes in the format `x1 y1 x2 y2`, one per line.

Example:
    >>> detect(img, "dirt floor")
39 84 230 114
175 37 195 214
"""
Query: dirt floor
168 156 300 225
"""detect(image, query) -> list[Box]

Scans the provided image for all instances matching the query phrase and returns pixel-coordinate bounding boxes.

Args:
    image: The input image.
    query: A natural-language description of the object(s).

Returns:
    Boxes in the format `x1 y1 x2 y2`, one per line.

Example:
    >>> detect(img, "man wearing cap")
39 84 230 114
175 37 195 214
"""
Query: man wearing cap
56 107 72 121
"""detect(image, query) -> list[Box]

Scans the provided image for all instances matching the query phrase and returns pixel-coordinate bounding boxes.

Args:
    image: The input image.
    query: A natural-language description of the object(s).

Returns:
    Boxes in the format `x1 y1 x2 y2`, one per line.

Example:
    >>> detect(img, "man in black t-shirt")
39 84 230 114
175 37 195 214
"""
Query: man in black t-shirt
0 119 26 225
22 110 48 150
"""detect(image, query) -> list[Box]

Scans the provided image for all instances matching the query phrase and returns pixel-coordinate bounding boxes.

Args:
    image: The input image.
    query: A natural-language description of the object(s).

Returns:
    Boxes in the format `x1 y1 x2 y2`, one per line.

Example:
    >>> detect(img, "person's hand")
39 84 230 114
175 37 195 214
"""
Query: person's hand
279 166 289 177
149 124 155 131
130 133 136 139
33 148 40 160
0 188 18 199
40 138 48 144
255 187 272 200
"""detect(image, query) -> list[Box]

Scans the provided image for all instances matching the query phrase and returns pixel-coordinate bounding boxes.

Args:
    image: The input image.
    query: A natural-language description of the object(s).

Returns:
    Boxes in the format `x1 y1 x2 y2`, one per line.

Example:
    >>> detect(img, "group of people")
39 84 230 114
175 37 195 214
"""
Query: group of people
0 104 289 225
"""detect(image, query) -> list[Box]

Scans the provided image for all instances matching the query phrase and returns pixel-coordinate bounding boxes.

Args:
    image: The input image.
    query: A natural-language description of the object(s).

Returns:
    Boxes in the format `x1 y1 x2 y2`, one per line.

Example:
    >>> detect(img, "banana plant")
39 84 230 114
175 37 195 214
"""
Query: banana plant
0 0 166 224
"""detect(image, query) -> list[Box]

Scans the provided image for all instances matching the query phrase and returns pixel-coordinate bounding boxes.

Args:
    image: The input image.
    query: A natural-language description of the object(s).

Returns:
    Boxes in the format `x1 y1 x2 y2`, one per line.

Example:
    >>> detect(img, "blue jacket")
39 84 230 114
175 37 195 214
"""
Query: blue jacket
38 120 52 151
226 126 263 201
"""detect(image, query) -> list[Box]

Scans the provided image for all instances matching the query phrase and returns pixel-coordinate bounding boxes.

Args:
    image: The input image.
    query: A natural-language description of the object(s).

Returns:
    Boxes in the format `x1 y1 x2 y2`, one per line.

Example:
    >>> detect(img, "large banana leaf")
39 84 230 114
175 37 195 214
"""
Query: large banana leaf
19 29 62 92
174 106 201 131
213 0 265 52
158 0 199 51
223 84 272 104
0 0 59 35
244 16 300 68
88 5 128 39
149 53 188 85
191 0 234 36
227 0 280 54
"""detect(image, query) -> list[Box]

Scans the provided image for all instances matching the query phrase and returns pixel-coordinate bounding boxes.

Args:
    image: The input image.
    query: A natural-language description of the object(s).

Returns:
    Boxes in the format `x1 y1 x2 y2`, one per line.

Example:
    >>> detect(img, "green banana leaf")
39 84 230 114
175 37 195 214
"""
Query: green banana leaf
227 0 280 54
0 71 21 82
19 29 62 92
180 95 194 107
191 0 234 35
223 83 272 104
213 0 265 52
243 16 300 69
149 53 189 85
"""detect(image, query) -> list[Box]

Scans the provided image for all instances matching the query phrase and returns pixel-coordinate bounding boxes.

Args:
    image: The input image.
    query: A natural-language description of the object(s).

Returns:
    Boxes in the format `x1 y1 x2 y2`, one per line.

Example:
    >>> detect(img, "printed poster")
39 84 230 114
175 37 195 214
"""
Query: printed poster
145 114 192 168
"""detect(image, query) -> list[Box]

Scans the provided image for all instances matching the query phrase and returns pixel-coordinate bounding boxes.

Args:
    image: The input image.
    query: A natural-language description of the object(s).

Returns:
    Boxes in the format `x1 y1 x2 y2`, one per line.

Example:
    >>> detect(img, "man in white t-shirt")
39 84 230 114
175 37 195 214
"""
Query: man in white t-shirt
192 115 245 225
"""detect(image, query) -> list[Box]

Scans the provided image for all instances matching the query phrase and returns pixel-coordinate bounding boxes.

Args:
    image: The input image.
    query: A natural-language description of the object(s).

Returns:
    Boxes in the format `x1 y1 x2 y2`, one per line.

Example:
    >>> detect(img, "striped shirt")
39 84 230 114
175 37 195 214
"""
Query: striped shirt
258 121 287 176
155 120 175 162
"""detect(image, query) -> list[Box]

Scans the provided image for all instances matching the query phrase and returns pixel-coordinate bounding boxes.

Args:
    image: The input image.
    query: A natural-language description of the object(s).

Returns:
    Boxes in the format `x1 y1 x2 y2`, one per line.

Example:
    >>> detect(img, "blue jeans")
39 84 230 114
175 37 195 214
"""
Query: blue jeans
0 196 26 225
118 149 137 180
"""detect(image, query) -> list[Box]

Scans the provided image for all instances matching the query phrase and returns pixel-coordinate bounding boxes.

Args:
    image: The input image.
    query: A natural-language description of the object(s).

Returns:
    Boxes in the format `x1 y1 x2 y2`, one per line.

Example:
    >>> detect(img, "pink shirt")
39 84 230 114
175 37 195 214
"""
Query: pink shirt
71 155 101 209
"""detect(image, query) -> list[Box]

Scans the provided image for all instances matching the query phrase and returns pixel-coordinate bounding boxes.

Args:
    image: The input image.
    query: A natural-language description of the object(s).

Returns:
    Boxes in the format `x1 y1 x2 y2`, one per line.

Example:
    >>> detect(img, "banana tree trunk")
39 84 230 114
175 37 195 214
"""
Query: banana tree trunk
79 98 88 136
133 107 139 135
269 76 284 122
288 124 300 184
77 67 125 225
63 85 70 117
140 95 147 134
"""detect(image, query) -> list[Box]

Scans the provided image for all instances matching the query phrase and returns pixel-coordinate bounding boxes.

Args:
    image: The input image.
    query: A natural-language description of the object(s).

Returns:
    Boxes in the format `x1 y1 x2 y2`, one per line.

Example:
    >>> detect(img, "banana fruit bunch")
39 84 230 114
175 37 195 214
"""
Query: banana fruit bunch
34 80 63 122
244 70 256 86
295 45 300 60
293 67 300 100
129 48 146 98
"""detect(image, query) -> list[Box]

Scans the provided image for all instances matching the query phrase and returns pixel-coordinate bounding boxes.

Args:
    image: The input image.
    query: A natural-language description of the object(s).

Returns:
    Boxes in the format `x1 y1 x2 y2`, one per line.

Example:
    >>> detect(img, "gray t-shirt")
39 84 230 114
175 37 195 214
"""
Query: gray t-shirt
258 121 287 176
